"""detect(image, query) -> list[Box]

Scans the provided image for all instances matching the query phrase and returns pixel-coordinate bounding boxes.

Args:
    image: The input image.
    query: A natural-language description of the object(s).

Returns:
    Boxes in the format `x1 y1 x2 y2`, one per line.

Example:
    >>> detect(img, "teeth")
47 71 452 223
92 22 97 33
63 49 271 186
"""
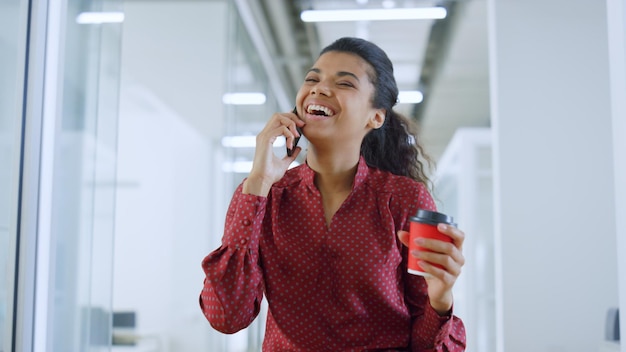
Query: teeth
307 104 334 116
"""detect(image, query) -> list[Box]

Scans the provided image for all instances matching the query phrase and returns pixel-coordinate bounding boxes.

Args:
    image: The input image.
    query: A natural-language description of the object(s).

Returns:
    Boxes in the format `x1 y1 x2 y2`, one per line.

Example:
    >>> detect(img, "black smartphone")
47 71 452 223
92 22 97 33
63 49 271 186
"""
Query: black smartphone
287 107 303 157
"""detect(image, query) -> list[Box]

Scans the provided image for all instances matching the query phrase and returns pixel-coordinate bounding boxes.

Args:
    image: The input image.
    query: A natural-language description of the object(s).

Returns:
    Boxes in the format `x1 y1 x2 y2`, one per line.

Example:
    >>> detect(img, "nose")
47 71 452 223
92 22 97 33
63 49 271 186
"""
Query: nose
311 80 331 96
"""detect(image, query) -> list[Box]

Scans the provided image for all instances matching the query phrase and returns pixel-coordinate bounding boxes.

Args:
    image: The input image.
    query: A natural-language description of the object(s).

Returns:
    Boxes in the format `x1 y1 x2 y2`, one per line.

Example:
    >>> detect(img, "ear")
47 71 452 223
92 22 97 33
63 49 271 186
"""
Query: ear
368 109 386 129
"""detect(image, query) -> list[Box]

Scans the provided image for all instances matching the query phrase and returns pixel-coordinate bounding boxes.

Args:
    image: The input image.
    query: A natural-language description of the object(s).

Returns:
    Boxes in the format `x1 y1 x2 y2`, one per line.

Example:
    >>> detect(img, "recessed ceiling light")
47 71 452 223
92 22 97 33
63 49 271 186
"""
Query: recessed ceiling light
398 90 424 104
76 12 124 24
221 136 285 148
222 92 267 105
300 7 446 22
222 160 299 173
382 0 396 9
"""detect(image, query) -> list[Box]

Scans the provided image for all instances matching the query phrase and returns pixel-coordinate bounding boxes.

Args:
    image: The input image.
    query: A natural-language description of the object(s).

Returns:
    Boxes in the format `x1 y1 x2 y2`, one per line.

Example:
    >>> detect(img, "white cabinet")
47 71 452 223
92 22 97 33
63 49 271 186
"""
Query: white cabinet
433 127 495 352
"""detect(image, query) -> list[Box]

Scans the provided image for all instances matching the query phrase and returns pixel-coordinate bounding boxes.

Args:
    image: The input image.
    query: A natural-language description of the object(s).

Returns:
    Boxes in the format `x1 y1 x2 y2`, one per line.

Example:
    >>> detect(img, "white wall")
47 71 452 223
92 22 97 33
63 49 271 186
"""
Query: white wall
113 1 230 351
488 1 619 351
434 128 495 352
607 0 626 350
119 1 227 140
114 85 215 350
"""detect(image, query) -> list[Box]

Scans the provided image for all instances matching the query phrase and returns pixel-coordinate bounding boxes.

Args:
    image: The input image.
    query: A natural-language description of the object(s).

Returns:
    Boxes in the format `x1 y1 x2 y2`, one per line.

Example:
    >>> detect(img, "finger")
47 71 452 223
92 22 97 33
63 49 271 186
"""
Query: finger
415 238 465 269
274 116 302 150
397 230 410 247
420 261 458 286
287 123 303 150
280 111 304 129
415 237 455 255
289 108 305 125
437 223 465 249
415 251 462 277
284 127 300 150
285 119 301 137
266 122 294 148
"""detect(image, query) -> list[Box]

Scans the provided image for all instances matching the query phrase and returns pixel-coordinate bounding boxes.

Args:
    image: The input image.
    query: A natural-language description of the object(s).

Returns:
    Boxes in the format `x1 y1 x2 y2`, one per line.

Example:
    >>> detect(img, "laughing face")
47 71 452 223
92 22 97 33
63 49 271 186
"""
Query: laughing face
295 51 386 151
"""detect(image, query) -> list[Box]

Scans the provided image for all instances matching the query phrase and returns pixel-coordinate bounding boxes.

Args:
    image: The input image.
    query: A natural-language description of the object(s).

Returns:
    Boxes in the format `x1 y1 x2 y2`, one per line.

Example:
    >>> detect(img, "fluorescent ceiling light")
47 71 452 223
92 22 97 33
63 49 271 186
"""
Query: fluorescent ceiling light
76 12 124 24
222 92 266 105
398 90 424 104
223 160 300 173
222 136 285 148
300 7 446 22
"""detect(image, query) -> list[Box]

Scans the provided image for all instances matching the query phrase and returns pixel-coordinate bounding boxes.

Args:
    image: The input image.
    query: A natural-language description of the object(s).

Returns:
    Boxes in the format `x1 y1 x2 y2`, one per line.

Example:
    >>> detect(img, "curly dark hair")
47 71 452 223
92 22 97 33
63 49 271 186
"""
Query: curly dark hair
319 37 434 187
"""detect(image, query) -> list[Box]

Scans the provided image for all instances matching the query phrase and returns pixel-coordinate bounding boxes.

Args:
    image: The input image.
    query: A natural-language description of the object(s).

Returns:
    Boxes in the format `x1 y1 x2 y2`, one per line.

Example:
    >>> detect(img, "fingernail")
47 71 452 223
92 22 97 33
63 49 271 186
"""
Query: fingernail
438 224 448 231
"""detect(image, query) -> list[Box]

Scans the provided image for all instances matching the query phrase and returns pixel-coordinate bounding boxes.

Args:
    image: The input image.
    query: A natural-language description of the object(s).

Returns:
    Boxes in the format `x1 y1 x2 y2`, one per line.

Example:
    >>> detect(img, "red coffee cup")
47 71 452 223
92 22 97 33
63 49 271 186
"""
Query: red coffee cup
408 209 457 276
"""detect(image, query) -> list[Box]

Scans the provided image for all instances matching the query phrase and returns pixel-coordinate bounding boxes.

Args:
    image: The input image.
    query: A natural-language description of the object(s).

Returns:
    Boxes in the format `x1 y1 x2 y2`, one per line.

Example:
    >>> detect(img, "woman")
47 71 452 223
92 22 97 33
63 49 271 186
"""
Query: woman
200 37 466 351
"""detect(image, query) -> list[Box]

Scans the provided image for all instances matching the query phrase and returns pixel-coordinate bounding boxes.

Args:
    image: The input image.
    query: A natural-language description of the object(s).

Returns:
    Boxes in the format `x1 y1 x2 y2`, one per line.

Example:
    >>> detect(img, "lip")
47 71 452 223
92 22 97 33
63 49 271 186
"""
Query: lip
305 113 331 121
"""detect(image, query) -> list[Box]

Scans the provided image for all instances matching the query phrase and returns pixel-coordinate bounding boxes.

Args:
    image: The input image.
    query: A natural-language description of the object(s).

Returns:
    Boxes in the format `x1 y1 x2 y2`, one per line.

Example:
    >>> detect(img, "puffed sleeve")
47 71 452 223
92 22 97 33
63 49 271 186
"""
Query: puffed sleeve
199 182 267 333
406 278 467 351
404 185 467 351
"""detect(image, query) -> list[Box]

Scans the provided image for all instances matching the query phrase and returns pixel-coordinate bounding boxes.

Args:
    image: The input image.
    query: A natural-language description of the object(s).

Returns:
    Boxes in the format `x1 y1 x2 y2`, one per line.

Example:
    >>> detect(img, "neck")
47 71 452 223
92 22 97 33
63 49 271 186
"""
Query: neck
306 148 360 193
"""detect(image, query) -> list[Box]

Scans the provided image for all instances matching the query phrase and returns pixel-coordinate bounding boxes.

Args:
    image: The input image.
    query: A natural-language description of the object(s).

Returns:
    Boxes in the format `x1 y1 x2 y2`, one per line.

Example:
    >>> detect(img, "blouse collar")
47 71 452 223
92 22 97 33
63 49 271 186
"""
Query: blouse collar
298 155 370 191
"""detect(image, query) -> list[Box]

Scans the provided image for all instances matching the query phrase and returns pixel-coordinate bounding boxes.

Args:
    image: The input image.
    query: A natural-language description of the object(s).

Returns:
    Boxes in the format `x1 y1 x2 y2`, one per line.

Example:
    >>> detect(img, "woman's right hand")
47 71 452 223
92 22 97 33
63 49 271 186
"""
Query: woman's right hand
242 110 305 196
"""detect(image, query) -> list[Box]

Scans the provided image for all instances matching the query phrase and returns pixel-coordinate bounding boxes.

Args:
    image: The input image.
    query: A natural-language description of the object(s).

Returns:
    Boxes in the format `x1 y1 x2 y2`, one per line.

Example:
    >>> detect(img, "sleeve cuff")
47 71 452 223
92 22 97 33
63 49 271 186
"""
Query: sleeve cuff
222 189 267 249
423 303 454 345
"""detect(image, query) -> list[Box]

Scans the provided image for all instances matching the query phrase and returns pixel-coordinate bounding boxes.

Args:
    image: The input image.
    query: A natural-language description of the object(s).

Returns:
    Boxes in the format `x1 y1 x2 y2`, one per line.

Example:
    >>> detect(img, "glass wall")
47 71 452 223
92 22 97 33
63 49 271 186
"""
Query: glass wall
45 0 123 350
108 0 290 350
221 7 282 351
1 0 123 349
111 1 232 351
0 0 28 350
3 0 289 350
0 0 125 350
222 8 282 192
433 128 495 352
217 3 301 349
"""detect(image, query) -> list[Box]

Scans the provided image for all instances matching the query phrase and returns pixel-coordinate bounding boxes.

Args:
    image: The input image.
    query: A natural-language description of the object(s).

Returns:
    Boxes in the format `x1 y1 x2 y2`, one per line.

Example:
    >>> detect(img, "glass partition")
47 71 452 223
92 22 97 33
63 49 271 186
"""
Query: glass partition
45 0 123 350
222 8 289 350
222 8 282 192
0 0 28 350
111 1 230 350
106 0 290 350
433 128 495 352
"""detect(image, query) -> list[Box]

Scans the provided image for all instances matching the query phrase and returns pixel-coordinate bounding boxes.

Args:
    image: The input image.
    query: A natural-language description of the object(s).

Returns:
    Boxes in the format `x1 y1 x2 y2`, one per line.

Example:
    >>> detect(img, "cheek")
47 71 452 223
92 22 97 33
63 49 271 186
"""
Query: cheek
347 98 374 119
295 88 307 106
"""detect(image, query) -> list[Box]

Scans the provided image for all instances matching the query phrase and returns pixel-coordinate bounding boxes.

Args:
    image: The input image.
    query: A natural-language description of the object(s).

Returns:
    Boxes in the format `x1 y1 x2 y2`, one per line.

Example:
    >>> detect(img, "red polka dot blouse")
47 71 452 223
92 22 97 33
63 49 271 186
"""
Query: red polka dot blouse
200 156 466 351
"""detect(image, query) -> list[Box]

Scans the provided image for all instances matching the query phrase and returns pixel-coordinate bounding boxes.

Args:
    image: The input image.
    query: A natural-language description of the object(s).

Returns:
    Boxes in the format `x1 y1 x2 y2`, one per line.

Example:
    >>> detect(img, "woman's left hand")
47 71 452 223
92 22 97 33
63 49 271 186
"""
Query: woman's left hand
397 224 465 315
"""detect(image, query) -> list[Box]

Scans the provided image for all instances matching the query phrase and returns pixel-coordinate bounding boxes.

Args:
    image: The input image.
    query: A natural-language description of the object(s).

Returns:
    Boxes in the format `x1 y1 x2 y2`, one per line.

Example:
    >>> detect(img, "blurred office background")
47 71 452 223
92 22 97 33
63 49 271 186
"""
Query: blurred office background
1 0 625 351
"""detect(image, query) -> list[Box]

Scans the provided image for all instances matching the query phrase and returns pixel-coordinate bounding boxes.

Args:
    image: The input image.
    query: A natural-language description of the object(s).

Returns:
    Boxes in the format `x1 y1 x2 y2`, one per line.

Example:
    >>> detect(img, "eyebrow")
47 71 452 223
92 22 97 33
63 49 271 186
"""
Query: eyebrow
307 68 360 82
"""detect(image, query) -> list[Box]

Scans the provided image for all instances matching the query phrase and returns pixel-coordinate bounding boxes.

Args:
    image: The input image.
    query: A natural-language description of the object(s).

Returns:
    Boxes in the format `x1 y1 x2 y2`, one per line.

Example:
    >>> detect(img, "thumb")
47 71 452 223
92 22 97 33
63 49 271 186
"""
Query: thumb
397 230 410 248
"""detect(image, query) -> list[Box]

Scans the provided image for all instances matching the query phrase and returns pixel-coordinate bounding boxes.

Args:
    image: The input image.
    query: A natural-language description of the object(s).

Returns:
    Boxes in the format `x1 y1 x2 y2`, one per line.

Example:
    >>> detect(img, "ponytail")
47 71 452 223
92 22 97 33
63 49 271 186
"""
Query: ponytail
320 37 434 187
361 110 433 187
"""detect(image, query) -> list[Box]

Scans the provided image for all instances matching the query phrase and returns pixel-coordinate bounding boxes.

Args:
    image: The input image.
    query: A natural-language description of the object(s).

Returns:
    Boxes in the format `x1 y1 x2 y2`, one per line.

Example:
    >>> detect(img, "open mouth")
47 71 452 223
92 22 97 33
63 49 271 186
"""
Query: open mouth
306 104 335 117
